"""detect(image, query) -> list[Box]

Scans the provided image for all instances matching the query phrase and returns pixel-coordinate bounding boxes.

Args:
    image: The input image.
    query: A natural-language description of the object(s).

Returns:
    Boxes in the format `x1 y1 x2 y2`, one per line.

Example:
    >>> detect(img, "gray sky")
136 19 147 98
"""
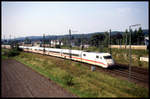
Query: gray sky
2 1 149 39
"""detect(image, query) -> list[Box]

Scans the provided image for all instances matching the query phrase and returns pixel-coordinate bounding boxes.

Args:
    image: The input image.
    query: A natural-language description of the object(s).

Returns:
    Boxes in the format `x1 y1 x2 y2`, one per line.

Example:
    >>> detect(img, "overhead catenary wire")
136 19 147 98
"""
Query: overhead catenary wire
128 24 141 81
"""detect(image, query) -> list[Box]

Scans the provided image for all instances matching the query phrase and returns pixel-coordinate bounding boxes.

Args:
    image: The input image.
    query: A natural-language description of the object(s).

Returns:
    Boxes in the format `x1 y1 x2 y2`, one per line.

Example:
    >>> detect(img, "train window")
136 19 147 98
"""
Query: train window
103 56 112 59
53 51 60 53
96 56 99 58
49 50 60 53
63 52 69 55
72 54 79 56
83 54 86 56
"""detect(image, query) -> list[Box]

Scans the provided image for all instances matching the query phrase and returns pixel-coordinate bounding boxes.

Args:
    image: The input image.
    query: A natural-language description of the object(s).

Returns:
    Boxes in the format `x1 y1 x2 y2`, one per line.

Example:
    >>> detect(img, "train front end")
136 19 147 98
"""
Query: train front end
103 54 115 68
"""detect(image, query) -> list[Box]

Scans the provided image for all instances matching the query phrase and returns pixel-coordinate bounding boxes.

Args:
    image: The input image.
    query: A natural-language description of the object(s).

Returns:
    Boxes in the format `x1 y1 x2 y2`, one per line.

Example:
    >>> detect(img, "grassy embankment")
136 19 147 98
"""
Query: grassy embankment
2 48 10 59
2 48 148 97
11 52 148 97
61 46 149 69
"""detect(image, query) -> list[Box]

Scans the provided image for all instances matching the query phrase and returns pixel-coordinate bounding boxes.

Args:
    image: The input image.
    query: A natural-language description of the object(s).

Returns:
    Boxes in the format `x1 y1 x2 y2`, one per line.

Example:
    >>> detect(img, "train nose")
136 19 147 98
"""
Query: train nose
106 59 114 65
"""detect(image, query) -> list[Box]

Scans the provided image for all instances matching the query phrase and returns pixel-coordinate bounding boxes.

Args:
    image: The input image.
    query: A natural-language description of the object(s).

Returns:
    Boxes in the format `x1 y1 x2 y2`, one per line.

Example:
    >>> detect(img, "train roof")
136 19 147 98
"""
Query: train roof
19 46 111 56
46 48 62 52
62 49 83 52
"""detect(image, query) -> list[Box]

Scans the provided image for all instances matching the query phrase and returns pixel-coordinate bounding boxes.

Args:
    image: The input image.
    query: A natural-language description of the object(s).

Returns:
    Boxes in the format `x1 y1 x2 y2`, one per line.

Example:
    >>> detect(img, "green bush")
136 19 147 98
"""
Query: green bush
55 45 61 48
138 54 142 67
16 47 23 51
62 74 74 86
7 49 20 57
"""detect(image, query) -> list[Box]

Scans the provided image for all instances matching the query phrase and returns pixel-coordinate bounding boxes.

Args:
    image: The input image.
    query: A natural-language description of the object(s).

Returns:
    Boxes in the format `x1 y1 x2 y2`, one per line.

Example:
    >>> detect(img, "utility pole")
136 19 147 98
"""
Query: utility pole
10 34 12 48
49 35 51 48
125 32 128 58
81 34 84 50
120 39 122 49
3 35 5 43
43 34 45 55
13 35 15 48
129 26 132 80
109 29 112 54
129 24 141 80
125 32 127 49
4 35 5 43
9 34 11 45
3 35 5 48
69 29 72 59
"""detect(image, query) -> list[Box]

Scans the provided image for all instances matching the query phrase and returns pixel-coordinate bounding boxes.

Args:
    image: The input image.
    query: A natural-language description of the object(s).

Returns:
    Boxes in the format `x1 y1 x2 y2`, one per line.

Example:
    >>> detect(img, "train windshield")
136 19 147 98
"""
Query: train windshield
103 56 112 59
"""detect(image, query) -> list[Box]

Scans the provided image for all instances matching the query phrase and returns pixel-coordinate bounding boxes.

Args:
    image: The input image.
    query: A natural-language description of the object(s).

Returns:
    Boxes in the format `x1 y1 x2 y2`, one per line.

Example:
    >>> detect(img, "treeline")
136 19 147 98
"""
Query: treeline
3 27 146 48
62 27 146 47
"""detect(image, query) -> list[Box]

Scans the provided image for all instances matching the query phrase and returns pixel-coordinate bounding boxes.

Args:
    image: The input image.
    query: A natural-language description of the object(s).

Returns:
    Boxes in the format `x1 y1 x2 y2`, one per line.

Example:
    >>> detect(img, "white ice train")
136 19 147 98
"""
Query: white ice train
19 46 115 68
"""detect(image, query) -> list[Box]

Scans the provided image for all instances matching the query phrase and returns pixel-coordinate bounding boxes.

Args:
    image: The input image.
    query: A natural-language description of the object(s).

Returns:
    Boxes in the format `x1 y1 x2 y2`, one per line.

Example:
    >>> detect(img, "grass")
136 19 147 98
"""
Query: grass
110 48 149 69
12 52 148 98
1 48 20 59
1 48 10 59
2 55 9 59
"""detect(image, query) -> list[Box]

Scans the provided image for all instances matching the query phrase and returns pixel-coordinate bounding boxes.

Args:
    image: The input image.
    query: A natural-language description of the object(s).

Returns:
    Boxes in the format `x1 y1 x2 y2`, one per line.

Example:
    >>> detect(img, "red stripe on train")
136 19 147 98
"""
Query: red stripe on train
61 54 106 66
72 56 106 66
29 50 107 66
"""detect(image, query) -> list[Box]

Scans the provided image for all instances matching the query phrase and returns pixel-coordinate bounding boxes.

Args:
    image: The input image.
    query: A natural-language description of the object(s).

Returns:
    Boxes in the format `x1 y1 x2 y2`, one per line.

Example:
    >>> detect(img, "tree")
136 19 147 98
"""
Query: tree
132 29 138 45
104 31 109 47
61 37 68 46
137 27 144 45
25 37 31 44
113 32 123 45
111 35 117 45
129 28 134 45
121 29 129 49
123 29 129 45
74 38 81 46
116 33 122 40
90 33 105 47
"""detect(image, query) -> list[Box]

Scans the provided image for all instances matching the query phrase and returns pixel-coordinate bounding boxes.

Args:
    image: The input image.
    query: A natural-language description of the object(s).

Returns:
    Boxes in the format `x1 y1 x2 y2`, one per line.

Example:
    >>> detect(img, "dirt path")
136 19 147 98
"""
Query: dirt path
1 59 77 97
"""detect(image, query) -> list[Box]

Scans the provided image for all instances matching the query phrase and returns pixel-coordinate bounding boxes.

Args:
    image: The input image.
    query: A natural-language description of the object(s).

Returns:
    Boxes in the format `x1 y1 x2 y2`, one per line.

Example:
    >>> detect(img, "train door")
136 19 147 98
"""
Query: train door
95 55 103 66
80 52 83 62
95 55 99 65
60 50 63 57
82 52 87 63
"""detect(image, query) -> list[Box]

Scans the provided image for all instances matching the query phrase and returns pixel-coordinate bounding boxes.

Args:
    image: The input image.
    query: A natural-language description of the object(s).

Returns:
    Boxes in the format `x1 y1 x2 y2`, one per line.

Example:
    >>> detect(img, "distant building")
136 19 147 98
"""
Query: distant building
71 42 75 47
33 41 42 47
144 36 149 46
80 44 90 49
51 40 63 47
18 42 24 46
145 36 149 49
84 44 90 48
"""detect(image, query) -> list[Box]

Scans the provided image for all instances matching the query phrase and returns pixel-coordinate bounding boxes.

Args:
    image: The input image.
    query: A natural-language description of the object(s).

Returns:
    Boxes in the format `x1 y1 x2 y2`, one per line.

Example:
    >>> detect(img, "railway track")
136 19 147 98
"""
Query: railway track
94 64 149 87
110 68 148 83
66 57 149 87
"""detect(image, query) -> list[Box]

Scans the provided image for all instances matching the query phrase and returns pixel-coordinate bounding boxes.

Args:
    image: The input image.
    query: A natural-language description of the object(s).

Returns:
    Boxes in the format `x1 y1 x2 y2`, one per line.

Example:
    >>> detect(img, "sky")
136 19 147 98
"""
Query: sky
2 1 149 39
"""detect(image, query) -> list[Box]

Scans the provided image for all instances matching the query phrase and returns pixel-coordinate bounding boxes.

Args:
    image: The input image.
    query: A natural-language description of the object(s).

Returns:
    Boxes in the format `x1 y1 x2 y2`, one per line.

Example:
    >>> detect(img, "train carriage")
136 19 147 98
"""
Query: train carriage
19 46 115 68
46 48 62 57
